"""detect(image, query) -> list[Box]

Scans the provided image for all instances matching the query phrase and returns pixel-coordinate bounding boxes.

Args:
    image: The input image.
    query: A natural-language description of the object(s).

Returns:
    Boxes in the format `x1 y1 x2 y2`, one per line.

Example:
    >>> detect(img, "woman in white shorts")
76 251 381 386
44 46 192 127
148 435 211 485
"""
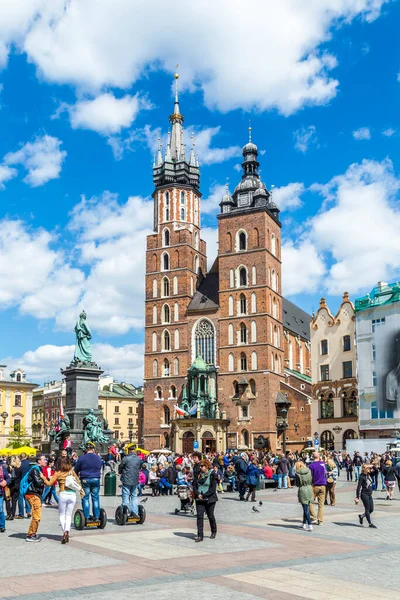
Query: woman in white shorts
45 457 83 543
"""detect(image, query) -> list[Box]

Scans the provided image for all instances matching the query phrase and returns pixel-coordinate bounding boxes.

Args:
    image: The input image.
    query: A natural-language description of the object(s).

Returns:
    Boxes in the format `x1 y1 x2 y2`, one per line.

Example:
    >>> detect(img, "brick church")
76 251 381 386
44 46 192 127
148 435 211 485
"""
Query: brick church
143 76 312 454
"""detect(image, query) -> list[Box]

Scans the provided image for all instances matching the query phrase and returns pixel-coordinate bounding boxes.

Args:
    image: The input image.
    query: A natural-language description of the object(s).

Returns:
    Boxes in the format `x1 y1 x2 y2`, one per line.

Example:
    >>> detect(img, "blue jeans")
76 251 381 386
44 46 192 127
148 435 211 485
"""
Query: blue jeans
381 472 386 491
82 478 100 519
137 483 144 496
355 466 361 481
277 474 288 489
0 495 5 529
122 485 138 516
302 502 311 525
18 495 31 517
42 486 59 504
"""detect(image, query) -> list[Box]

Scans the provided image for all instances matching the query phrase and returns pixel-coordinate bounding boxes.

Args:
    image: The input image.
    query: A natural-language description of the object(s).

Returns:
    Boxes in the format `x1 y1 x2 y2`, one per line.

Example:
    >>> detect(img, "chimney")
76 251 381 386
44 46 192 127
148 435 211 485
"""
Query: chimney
0 365 6 381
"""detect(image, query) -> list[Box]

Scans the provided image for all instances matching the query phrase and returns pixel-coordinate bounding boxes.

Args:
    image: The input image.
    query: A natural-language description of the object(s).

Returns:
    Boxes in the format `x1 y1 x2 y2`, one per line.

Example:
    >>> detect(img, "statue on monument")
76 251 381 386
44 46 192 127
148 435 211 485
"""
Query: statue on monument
82 408 109 447
49 414 71 443
73 310 92 364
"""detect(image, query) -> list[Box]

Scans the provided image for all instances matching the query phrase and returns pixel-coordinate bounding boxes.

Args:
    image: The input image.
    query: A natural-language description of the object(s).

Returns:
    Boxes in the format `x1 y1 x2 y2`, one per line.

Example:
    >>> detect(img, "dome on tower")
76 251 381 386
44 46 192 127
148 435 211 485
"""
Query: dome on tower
242 141 258 154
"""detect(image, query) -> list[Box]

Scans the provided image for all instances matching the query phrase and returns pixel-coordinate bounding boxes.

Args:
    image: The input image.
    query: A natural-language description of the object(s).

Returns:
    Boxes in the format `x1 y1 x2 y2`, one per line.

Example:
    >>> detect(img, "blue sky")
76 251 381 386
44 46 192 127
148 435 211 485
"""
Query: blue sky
0 0 400 383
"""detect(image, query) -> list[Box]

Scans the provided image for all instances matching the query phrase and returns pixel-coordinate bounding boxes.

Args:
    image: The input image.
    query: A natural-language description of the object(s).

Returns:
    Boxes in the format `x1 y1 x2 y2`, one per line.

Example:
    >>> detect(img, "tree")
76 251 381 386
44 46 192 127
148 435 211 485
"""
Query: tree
7 425 32 449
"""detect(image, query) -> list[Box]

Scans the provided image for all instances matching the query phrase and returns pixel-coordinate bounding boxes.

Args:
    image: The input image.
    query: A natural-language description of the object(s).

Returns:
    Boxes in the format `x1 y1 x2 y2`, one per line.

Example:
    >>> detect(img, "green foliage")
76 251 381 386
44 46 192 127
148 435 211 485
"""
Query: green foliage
7 425 32 449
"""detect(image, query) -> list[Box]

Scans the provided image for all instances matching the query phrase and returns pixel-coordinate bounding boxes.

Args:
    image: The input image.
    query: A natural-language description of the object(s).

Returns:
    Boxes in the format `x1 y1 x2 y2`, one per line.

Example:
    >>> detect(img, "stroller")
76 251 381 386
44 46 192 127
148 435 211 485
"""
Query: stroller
174 484 196 515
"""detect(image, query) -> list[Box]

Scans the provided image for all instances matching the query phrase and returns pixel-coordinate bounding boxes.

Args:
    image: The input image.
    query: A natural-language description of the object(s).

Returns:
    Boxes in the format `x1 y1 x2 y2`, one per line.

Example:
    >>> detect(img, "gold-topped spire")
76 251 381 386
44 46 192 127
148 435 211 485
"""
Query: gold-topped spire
248 118 252 142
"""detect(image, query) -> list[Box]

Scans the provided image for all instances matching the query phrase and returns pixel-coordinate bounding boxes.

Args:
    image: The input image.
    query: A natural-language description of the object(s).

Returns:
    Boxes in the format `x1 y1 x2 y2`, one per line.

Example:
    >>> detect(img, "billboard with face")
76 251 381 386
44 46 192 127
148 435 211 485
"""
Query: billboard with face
358 312 400 430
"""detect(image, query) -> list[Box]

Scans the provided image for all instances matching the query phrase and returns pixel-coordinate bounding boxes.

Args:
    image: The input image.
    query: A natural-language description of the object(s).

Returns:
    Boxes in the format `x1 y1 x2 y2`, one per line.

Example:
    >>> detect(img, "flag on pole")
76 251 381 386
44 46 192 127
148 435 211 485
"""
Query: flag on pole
59 394 65 419
189 404 198 416
174 405 188 417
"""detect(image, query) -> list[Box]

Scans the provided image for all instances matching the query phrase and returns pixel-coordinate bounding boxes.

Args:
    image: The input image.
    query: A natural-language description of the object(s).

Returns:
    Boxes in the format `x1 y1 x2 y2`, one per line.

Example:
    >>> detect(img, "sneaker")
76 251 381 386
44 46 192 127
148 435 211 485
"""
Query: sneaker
26 513 32 518
130 512 139 518
15 516 24 520
0 528 5 533
307 525 313 531
301 524 307 529
26 535 41 542
369 523 377 529
358 514 364 525
311 520 318 524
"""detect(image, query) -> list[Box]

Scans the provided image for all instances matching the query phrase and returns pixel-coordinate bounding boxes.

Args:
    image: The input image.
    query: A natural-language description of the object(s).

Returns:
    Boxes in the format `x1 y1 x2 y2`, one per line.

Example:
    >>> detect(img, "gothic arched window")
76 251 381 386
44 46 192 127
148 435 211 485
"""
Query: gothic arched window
194 319 216 365
226 232 232 252
163 277 170 297
163 304 170 323
240 322 247 344
153 360 158 377
163 253 169 271
240 293 247 315
163 330 170 351
253 228 259 248
163 358 170 376
165 191 170 221
163 228 170 247
240 352 247 371
239 267 247 287
238 231 247 251
163 406 170 425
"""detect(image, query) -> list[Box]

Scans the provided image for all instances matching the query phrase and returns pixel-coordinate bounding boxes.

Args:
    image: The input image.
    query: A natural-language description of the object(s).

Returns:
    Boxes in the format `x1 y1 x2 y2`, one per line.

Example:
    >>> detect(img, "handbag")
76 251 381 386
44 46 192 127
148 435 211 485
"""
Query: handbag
327 477 334 484
65 471 82 492
4 485 11 501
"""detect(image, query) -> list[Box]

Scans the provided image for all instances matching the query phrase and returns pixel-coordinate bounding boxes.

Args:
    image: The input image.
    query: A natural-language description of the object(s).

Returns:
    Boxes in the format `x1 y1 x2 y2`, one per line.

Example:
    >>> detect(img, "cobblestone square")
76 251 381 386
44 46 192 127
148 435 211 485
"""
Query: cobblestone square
1 478 398 599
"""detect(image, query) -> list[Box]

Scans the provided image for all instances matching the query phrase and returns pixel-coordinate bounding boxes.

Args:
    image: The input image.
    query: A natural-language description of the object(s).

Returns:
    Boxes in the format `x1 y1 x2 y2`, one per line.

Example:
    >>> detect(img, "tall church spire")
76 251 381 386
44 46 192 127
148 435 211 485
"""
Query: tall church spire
169 73 184 162
152 75 200 189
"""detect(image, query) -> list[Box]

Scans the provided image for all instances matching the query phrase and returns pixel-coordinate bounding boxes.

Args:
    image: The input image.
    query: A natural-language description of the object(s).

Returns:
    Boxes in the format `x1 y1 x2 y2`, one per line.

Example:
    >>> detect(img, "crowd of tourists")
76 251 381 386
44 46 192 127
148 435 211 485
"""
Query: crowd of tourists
0 444 399 542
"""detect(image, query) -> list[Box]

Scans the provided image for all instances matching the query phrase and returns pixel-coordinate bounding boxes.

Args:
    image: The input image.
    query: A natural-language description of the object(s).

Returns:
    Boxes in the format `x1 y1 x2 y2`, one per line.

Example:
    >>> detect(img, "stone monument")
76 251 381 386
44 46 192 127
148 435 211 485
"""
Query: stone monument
58 311 110 452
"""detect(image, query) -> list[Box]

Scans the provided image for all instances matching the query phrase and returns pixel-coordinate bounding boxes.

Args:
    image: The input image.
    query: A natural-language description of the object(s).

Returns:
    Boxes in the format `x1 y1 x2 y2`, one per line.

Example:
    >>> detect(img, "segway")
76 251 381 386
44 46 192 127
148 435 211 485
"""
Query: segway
74 508 107 530
115 503 146 526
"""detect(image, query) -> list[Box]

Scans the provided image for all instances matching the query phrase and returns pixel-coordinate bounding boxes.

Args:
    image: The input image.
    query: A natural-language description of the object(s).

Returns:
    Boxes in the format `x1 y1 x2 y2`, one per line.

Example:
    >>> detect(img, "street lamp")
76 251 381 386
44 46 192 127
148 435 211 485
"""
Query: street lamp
275 393 291 455
1 411 8 425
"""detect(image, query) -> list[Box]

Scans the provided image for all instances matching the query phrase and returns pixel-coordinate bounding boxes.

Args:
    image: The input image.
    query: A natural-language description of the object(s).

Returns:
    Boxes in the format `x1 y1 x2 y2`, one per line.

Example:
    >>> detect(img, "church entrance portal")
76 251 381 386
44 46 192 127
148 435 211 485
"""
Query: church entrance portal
182 431 195 454
202 430 216 454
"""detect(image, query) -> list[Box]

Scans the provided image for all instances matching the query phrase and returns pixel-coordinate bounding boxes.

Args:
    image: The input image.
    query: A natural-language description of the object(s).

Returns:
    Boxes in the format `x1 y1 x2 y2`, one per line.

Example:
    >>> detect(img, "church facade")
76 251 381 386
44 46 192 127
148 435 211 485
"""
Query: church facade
143 77 311 453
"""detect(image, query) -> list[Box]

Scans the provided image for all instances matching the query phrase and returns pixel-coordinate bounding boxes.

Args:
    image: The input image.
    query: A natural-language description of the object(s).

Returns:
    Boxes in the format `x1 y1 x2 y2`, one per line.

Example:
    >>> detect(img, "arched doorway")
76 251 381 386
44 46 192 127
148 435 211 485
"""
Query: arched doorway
343 429 357 450
320 430 334 451
182 431 195 454
202 430 216 454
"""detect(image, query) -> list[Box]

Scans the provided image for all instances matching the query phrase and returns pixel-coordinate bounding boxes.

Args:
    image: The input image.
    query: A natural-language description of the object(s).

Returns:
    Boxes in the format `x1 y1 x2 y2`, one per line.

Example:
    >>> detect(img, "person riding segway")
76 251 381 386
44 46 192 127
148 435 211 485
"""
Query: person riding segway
73 442 107 530
115 447 146 526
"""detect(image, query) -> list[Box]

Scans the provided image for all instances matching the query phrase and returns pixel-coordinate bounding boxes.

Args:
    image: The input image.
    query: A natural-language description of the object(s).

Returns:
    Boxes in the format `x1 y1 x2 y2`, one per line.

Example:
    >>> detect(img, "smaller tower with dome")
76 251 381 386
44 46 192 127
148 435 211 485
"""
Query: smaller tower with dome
220 128 280 223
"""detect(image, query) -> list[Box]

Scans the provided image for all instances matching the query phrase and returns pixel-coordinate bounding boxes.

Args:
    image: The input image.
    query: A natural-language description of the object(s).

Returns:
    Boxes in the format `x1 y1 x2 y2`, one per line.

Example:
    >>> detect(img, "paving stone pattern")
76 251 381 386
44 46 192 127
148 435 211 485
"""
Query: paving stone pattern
1 478 399 599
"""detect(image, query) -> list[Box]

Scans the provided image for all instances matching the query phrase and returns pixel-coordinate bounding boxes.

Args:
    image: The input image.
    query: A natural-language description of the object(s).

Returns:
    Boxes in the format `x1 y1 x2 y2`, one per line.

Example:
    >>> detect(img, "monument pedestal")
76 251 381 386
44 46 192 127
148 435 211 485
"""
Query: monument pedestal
61 362 109 452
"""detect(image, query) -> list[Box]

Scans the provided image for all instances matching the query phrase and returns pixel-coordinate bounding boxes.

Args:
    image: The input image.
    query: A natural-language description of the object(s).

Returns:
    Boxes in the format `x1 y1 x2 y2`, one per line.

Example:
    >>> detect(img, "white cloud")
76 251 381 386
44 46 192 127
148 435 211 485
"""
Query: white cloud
191 127 241 165
140 125 240 167
273 182 305 211
0 219 59 306
283 158 400 297
201 227 218 270
1 342 144 384
352 126 371 140
4 134 66 186
201 184 226 215
293 126 317 153
62 191 154 335
0 164 17 189
69 93 141 135
0 1 389 115
282 240 325 296
382 128 396 137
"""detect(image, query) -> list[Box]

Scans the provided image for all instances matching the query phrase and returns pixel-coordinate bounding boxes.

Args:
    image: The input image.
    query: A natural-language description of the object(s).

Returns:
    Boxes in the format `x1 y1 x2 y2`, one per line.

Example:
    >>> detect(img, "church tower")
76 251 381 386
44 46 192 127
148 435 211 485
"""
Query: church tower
143 75 207 450
217 129 284 450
